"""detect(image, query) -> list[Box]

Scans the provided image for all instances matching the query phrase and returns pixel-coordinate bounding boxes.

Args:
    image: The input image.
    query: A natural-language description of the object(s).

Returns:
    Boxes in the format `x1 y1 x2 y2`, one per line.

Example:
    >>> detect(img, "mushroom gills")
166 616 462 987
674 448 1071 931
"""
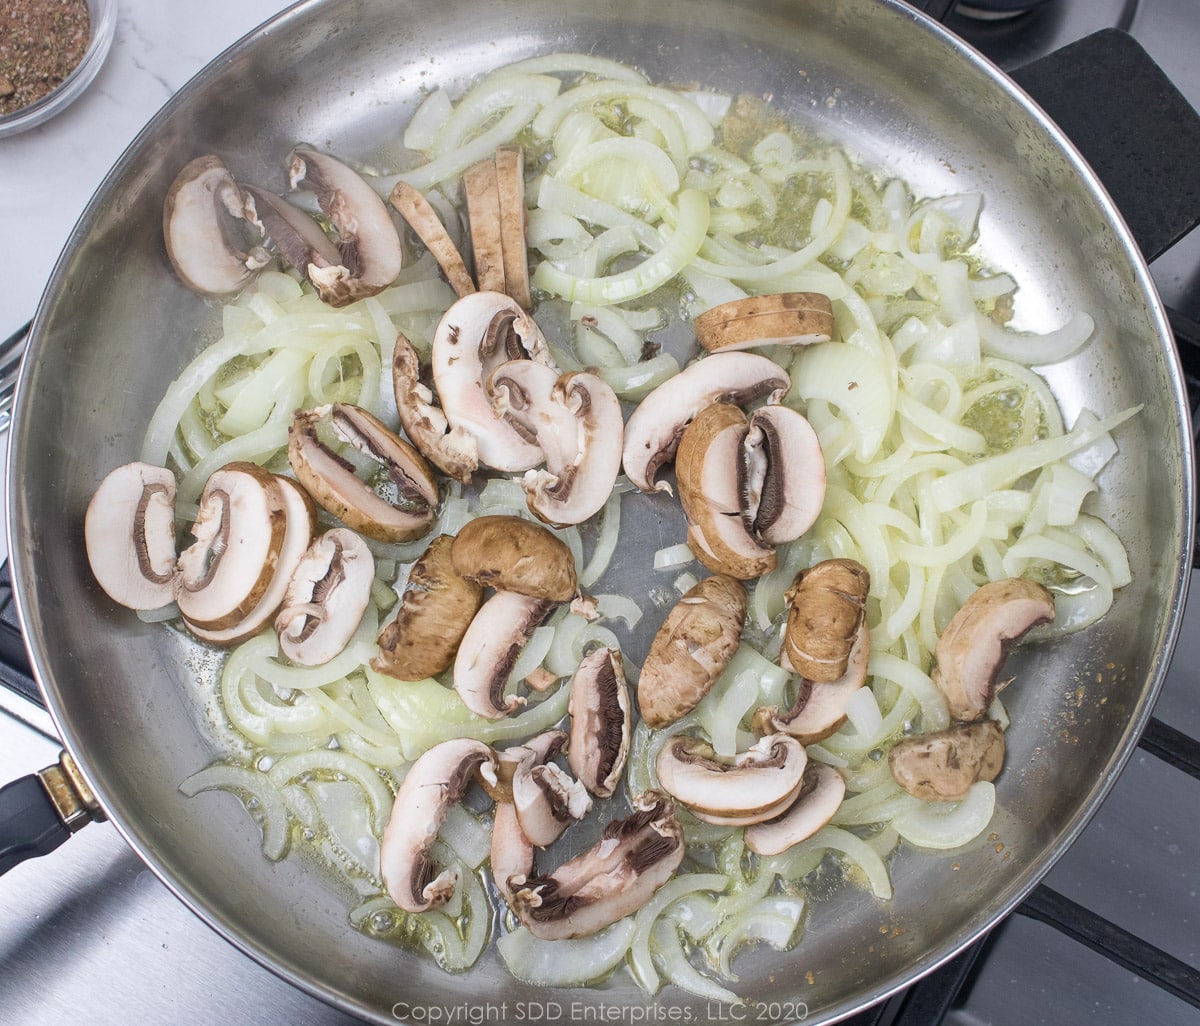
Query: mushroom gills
932 577 1056 721
567 647 631 799
453 591 556 719
739 405 826 546
507 791 684 940
506 731 592 847
275 527 375 666
380 738 498 913
84 462 179 611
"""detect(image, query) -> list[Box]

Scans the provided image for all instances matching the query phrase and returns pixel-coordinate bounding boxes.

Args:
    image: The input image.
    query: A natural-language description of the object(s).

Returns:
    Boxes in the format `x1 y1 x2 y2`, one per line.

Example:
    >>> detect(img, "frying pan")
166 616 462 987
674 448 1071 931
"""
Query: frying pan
0 0 1196 1022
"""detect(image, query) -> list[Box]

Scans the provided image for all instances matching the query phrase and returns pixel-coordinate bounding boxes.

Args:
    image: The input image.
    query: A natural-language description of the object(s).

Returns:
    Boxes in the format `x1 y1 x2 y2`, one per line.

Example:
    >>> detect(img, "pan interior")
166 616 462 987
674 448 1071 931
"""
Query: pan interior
10 0 1189 1022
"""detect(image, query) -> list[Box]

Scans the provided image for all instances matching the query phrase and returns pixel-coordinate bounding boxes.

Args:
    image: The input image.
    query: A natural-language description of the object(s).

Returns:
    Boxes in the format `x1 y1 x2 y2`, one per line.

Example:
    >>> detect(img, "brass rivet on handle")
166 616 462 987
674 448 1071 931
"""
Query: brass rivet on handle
37 751 105 832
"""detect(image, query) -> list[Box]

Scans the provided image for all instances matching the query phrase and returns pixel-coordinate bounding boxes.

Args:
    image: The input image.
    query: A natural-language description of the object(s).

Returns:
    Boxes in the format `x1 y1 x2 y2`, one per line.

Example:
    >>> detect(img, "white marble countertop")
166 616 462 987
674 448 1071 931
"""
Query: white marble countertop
0 0 296 332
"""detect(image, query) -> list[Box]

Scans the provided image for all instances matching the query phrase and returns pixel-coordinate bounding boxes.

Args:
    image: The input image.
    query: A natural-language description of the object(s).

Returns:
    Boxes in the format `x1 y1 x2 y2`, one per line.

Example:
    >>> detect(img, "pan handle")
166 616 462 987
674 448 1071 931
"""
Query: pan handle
0 752 102 875
1010 29 1200 264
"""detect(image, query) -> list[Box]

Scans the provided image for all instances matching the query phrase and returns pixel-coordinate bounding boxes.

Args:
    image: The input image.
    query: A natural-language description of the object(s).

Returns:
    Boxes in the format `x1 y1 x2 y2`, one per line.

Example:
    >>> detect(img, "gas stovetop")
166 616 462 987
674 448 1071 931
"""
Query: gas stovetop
1 2 1198 1024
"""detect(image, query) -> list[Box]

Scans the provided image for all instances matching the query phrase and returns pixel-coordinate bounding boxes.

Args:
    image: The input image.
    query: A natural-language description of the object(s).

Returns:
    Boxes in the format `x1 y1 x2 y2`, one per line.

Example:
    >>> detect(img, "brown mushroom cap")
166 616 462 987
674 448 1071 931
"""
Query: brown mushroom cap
932 577 1056 721
694 292 834 353
373 534 485 681
495 145 533 310
389 181 476 299
782 558 870 683
463 155 507 295
889 719 1006 802
451 515 578 601
508 790 684 940
84 462 178 611
637 574 747 729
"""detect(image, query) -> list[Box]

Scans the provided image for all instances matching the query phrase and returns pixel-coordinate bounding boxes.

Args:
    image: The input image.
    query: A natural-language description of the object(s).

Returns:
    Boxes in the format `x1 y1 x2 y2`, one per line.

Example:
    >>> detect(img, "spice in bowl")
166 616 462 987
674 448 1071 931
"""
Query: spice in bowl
0 0 92 117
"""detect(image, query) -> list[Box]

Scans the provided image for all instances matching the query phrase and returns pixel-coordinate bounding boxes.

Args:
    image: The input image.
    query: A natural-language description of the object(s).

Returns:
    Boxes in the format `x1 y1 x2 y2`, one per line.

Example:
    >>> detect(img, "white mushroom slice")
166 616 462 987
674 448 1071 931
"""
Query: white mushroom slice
741 405 826 545
933 578 1055 721
654 734 808 826
621 351 790 493
463 156 507 295
637 574 746 729
889 720 1005 802
176 462 288 631
491 801 534 904
757 625 870 745
508 790 684 940
453 591 556 719
507 731 592 847
163 155 270 296
431 291 557 472
391 332 479 484
451 515 579 602
744 763 847 855
243 184 342 277
275 528 375 666
288 145 403 307
84 462 178 611
676 402 777 580
186 475 317 647
488 360 577 472
567 647 631 799
287 404 438 543
495 145 532 310
389 181 476 298
373 534 483 681
694 292 834 353
380 738 498 913
782 558 870 682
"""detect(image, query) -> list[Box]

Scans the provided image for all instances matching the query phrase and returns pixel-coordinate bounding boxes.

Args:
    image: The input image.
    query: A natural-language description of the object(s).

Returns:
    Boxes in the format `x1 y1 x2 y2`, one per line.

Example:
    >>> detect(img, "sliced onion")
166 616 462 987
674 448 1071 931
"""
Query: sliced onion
893 782 996 850
498 920 636 986
179 763 291 860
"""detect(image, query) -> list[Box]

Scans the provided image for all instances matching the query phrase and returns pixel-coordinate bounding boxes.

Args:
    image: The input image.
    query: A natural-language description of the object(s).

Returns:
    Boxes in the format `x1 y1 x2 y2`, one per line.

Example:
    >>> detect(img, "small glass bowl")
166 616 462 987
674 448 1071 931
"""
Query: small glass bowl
0 0 118 139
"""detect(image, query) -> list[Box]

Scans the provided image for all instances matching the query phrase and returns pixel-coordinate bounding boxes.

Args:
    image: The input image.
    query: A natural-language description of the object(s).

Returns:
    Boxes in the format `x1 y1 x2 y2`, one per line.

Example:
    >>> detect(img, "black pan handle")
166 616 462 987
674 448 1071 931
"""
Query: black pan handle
1010 29 1200 264
0 753 102 875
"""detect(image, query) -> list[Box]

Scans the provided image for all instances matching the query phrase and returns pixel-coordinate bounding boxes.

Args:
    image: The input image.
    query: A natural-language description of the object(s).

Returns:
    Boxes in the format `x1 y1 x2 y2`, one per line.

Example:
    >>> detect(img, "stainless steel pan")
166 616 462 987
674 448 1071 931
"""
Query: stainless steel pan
2 0 1195 1022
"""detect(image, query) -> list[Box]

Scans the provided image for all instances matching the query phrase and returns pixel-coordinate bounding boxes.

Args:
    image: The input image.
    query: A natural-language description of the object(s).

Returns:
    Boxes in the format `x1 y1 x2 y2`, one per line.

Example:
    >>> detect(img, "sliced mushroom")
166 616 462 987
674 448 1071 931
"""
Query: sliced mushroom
637 574 747 729
755 625 870 744
451 515 578 602
782 558 870 683
694 292 834 353
567 647 631 798
274 527 375 666
287 145 403 306
380 738 498 913
186 474 317 647
676 403 777 580
163 155 270 297
463 155 507 295
175 462 288 631
242 185 342 279
495 145 532 311
491 801 534 904
743 763 847 855
388 181 476 298
654 734 808 826
620 351 790 493
491 363 625 527
740 405 826 545
373 534 484 681
507 790 684 939
85 462 178 611
932 577 1056 721
889 720 1006 802
453 590 555 719
431 291 557 472
287 403 437 543
507 731 592 847
391 331 479 484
